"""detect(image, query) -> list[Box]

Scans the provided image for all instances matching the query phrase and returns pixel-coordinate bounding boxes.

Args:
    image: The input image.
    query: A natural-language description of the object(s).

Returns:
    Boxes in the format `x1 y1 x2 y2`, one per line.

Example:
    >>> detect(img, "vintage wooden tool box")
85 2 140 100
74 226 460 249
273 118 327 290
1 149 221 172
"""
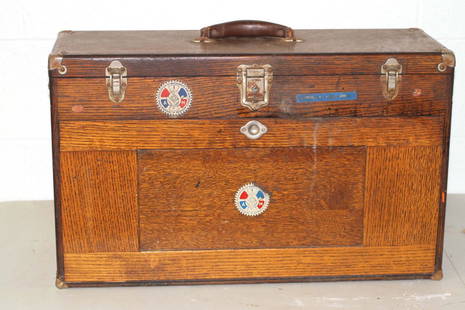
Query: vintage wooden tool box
49 21 455 288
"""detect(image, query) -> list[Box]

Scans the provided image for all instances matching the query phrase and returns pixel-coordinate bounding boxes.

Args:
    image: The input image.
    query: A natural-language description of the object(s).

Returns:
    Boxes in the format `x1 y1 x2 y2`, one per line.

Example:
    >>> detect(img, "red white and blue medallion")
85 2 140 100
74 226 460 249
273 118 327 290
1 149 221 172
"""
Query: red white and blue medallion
234 183 270 216
156 80 192 117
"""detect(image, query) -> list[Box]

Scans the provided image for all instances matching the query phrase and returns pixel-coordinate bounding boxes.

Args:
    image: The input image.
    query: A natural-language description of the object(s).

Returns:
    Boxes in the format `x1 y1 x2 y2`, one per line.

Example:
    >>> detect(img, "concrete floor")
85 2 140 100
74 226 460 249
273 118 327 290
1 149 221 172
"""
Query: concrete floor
0 196 464 310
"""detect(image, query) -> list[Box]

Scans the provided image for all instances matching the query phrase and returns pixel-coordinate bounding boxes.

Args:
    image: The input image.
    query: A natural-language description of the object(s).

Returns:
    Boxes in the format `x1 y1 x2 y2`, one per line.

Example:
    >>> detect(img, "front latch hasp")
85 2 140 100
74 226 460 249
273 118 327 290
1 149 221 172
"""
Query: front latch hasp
105 60 127 103
237 64 273 111
381 58 402 101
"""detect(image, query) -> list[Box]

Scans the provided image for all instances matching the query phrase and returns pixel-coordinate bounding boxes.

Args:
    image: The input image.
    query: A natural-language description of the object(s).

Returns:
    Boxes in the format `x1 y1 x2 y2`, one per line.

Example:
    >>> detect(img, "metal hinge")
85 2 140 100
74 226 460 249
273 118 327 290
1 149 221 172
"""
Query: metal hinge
381 58 402 101
105 60 127 103
237 64 273 111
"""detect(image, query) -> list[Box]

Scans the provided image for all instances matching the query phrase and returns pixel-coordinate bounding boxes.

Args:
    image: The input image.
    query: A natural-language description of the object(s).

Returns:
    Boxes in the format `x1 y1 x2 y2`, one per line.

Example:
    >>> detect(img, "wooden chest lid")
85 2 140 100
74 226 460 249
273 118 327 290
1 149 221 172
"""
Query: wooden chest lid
52 28 446 56
49 21 454 77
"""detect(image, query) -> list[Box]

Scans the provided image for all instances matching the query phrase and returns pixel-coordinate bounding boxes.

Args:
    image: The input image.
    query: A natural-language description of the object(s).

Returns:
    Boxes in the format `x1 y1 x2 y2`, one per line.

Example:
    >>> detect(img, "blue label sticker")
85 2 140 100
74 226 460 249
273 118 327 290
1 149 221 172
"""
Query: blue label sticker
296 91 357 103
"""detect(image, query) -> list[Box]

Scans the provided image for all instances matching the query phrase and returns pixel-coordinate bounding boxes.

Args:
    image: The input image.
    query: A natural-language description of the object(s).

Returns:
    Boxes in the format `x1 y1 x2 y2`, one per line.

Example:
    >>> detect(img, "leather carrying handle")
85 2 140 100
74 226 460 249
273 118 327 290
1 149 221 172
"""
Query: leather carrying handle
198 20 296 41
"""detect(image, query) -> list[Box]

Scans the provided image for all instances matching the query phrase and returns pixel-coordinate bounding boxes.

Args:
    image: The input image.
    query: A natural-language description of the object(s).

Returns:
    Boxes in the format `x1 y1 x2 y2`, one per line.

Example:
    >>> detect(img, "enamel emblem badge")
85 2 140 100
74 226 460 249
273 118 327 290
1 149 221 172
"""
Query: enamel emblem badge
234 183 270 216
156 80 192 117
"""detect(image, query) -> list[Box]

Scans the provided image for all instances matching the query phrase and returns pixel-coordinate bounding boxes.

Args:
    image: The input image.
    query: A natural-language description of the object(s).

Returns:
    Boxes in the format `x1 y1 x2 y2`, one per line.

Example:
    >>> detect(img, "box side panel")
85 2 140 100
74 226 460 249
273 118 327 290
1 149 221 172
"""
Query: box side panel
435 72 455 275
50 76 65 283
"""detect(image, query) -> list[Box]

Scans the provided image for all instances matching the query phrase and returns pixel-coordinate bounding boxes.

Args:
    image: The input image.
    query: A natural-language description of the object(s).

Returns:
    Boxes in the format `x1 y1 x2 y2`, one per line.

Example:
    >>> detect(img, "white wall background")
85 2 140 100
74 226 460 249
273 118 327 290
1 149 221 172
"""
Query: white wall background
0 0 464 201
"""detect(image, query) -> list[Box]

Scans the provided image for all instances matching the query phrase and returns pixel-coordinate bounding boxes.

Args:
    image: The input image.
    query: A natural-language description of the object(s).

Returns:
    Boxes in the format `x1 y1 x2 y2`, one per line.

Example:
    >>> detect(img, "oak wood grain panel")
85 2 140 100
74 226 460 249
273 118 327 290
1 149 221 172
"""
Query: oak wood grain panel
59 117 443 151
139 147 365 250
364 146 442 246
63 246 436 282
54 75 451 120
51 54 446 78
60 151 139 253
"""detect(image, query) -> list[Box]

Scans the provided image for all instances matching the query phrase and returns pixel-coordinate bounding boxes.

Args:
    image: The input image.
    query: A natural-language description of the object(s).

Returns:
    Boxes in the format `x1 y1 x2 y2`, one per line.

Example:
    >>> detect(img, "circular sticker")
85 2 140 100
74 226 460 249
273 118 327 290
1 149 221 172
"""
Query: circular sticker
234 183 270 216
156 80 192 117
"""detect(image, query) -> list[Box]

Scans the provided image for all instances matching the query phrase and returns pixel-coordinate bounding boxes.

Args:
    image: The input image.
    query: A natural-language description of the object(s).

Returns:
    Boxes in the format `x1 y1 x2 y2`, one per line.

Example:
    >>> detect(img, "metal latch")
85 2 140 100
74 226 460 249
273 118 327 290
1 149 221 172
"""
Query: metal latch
105 60 127 103
237 64 273 110
381 58 402 101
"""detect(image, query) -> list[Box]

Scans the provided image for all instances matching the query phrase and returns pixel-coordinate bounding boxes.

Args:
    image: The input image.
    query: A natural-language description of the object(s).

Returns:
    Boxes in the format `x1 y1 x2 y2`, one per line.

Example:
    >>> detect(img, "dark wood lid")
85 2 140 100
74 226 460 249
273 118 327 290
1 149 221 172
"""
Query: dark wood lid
52 29 446 56
49 28 454 77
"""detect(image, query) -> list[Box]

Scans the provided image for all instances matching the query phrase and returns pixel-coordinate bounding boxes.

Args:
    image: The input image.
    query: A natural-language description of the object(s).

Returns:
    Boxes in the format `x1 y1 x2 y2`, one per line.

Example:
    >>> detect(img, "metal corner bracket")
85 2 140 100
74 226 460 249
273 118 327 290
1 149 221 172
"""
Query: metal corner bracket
55 277 69 289
438 48 456 72
49 54 67 75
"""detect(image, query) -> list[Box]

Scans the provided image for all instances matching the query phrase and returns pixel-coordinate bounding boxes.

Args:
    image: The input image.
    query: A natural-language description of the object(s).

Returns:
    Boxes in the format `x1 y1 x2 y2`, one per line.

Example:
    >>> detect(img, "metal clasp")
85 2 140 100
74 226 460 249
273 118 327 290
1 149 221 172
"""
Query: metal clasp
237 64 273 111
105 60 127 103
381 58 402 101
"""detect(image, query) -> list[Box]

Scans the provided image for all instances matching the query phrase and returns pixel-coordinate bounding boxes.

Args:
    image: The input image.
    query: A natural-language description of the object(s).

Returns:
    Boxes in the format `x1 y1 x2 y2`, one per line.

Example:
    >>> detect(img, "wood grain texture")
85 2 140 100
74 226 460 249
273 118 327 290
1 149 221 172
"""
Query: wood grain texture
51 54 446 78
139 147 365 250
63 245 436 283
49 27 454 286
364 146 442 246
60 151 139 253
54 75 451 120
59 117 443 151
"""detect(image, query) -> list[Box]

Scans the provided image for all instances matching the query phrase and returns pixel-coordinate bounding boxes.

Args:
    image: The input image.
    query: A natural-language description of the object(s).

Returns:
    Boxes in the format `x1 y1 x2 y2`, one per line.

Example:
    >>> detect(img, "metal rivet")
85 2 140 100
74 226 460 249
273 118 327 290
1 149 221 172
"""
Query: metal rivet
58 65 67 75
437 63 447 72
